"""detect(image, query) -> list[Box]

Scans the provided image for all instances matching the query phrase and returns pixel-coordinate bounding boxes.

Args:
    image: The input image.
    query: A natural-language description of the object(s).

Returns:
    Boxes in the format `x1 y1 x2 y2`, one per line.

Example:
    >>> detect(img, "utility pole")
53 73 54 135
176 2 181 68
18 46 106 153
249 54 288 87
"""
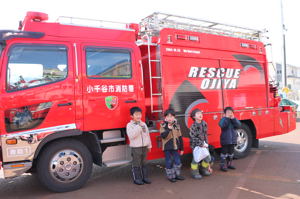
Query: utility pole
280 0 287 88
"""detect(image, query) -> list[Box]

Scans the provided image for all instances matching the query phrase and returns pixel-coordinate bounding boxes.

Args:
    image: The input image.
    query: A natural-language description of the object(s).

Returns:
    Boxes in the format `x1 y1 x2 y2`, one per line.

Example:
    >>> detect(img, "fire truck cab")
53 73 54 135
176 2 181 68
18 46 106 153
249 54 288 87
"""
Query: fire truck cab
0 12 296 192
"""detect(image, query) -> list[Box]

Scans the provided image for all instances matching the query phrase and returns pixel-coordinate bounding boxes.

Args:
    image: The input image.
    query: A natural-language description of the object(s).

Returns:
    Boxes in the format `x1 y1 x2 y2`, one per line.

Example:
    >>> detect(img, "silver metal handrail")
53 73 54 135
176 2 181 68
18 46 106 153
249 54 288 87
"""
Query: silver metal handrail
140 12 265 41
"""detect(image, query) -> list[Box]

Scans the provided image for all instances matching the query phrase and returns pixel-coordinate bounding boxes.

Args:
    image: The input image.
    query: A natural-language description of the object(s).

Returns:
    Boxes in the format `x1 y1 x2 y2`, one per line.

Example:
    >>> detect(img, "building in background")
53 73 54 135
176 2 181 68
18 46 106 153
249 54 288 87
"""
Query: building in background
276 63 300 101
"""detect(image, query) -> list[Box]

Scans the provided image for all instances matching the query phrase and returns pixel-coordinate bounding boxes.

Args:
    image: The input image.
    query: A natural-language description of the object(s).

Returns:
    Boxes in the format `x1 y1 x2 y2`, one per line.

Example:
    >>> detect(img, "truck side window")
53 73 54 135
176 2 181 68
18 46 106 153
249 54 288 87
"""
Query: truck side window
6 45 68 91
0 44 3 57
86 48 132 79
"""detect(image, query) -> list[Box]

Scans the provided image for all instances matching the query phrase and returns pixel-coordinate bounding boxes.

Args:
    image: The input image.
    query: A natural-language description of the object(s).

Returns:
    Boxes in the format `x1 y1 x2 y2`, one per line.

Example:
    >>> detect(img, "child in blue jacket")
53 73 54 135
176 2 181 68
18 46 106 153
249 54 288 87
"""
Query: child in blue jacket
218 107 241 172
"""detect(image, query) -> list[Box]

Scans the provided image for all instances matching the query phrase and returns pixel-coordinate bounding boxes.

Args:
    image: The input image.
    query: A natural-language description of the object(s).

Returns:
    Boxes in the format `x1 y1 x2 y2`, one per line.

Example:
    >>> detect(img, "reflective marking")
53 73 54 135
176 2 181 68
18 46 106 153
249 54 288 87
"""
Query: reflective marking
2 123 77 138
265 110 269 114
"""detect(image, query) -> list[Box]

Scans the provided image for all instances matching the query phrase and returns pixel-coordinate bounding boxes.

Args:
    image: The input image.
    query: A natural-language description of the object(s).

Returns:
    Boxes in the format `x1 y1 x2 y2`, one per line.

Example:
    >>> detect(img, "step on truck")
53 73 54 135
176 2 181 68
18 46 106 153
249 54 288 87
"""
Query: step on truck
0 12 296 192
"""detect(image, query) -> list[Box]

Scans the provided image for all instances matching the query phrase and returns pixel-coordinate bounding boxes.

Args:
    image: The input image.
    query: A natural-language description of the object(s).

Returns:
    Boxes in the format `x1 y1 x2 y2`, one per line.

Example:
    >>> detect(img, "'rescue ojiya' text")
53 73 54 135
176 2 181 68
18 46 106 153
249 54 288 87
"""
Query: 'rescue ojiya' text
188 66 241 89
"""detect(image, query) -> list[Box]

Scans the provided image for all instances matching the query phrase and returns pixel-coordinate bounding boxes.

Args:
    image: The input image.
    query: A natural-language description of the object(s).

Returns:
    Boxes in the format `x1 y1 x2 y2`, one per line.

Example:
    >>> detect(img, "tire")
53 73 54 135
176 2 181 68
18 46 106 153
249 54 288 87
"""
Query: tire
234 123 253 159
36 138 93 192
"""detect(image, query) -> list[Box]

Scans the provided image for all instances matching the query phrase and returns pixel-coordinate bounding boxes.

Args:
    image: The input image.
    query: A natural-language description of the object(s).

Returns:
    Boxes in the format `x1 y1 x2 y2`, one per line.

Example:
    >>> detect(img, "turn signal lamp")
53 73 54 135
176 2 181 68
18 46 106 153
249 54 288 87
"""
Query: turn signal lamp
6 139 17 145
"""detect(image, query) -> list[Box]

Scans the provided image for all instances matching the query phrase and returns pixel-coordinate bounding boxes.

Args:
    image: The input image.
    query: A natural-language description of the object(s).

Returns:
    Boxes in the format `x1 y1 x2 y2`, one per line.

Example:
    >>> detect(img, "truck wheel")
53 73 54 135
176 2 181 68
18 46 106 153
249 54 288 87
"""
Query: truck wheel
234 123 253 159
36 139 93 192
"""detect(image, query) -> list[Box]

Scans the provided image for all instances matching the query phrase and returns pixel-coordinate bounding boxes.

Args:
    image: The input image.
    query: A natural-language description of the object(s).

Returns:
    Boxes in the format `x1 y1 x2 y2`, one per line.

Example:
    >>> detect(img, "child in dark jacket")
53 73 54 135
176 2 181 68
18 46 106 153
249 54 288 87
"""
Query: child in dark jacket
189 109 213 179
160 109 185 182
218 107 241 172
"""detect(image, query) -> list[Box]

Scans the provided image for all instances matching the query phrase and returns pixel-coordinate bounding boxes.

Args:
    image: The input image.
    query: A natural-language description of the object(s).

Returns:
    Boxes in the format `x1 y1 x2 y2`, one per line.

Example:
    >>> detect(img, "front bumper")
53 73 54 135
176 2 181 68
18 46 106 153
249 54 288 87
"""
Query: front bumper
0 133 36 179
0 123 76 179
2 162 32 178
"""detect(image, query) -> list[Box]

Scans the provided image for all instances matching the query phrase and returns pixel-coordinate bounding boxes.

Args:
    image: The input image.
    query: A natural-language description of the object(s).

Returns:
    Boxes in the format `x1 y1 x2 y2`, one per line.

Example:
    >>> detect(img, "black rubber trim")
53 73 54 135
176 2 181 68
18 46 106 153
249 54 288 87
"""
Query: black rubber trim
124 100 137 103
57 102 72 107
0 30 44 42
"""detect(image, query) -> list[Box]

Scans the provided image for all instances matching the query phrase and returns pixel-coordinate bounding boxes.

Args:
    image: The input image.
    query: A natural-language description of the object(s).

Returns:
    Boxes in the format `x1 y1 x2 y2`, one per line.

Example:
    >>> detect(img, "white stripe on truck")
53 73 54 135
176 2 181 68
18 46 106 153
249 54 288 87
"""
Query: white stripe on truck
2 123 77 138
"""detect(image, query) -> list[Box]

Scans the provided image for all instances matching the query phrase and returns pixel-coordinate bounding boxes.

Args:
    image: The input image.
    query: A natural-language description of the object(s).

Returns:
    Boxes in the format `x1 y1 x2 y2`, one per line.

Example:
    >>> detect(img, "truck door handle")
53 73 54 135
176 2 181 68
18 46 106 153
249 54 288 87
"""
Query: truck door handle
58 102 73 107
125 100 137 103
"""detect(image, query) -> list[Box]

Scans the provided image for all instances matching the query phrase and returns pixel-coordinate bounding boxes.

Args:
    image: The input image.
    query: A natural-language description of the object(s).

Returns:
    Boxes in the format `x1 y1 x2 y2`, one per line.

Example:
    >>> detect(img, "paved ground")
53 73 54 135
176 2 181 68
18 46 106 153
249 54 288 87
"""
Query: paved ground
1 122 300 199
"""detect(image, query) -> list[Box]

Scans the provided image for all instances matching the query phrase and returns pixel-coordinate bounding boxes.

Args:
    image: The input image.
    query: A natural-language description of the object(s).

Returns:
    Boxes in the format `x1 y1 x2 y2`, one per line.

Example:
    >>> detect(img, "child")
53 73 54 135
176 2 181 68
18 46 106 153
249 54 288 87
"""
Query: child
160 109 185 182
189 109 213 179
126 107 152 185
218 106 241 172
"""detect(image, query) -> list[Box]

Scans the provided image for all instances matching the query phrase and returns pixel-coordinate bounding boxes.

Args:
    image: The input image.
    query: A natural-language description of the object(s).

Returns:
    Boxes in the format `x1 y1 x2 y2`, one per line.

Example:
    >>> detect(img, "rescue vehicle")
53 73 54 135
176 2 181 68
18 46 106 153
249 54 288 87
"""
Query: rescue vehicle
0 11 296 192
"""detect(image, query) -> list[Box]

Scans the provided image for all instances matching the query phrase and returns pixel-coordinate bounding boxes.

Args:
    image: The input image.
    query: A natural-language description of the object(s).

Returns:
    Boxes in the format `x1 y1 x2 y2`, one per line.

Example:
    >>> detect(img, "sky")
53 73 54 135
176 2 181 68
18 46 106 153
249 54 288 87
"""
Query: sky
1 0 299 68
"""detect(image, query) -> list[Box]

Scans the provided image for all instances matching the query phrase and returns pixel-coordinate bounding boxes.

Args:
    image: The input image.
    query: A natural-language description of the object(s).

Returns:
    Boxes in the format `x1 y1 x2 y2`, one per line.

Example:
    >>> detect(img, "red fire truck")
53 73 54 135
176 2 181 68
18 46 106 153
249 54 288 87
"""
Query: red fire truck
0 11 296 192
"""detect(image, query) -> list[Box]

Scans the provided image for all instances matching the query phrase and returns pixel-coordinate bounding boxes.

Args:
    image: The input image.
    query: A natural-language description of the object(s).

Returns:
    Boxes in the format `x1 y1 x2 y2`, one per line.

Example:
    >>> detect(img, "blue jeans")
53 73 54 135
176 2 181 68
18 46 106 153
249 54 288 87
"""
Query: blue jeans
164 150 181 169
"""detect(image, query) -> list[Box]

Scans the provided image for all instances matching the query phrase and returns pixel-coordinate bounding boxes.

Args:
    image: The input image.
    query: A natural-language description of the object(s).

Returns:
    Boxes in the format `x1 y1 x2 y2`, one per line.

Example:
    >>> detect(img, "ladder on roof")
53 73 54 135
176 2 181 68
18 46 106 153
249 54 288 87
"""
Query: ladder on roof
143 34 164 115
140 12 265 41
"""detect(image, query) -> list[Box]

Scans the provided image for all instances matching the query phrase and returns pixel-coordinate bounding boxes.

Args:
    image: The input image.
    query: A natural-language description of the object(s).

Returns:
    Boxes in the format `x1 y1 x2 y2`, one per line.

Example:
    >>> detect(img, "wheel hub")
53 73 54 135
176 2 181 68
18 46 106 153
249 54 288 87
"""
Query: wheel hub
235 129 249 153
50 150 83 182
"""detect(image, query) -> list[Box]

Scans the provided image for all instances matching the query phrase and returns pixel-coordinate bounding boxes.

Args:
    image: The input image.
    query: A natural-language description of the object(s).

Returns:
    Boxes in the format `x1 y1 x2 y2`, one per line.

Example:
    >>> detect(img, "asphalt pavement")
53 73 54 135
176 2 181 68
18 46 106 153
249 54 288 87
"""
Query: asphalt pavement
0 122 300 199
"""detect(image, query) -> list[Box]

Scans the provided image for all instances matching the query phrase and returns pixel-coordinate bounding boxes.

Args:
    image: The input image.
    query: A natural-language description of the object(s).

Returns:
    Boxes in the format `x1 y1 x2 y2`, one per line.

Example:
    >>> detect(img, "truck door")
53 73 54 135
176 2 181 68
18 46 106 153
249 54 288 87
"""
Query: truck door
220 58 274 137
184 58 224 148
81 44 142 131
161 54 224 148
0 42 76 142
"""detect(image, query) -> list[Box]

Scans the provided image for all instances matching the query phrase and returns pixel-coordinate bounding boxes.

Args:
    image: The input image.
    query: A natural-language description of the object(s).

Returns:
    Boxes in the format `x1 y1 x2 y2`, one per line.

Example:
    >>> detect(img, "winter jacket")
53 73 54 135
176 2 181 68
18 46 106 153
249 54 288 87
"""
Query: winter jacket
189 120 208 149
160 120 184 151
126 120 152 149
218 117 242 145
